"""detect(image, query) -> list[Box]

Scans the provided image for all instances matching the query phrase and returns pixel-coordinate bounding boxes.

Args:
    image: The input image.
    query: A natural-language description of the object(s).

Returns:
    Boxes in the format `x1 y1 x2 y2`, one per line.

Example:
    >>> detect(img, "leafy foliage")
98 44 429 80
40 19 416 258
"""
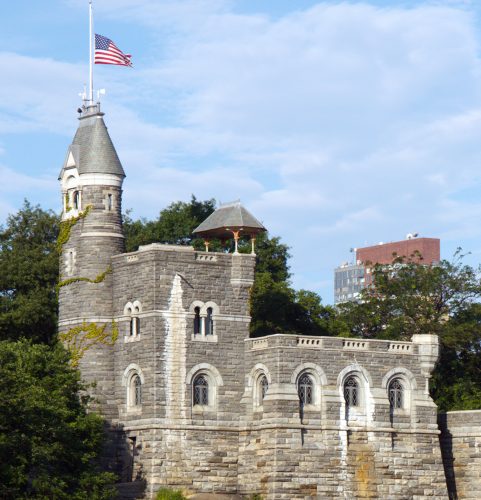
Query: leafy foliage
124 197 335 338
155 487 187 500
336 251 481 410
337 251 481 340
0 339 116 499
0 200 59 344
123 195 216 252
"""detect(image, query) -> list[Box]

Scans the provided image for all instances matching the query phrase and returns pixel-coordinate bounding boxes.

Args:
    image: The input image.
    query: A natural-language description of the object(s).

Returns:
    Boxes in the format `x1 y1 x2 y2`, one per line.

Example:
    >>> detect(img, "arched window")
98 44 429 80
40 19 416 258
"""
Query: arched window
389 378 404 411
133 375 142 406
205 307 213 335
259 374 268 404
193 375 209 406
107 193 113 211
344 376 359 408
193 306 201 335
73 190 80 210
298 373 313 406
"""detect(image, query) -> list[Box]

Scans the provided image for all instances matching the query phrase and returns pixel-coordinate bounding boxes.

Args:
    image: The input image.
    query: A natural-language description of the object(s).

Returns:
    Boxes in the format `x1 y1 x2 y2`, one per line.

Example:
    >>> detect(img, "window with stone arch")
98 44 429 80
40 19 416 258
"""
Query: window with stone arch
344 376 359 408
187 363 223 412
124 301 142 340
73 190 81 210
298 373 314 407
131 374 142 406
259 374 269 403
123 365 144 411
190 301 219 341
388 378 404 412
193 374 209 406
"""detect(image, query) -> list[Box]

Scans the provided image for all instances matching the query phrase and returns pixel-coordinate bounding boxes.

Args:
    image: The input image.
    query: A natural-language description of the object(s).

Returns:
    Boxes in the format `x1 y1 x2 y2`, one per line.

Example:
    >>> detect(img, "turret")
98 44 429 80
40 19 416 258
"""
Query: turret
58 103 125 419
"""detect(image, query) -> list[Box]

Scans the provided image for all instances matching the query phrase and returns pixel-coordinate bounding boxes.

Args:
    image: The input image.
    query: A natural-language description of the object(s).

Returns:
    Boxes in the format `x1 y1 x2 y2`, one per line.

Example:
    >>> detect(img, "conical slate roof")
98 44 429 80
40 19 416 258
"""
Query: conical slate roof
59 104 125 178
193 201 266 239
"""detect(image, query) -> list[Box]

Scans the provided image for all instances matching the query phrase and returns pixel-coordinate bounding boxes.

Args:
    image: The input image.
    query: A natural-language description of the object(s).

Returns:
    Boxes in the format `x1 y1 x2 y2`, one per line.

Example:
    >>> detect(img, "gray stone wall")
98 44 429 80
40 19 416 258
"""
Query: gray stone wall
62 228 456 499
110 245 255 496
58 182 124 421
238 334 447 499
439 410 481 499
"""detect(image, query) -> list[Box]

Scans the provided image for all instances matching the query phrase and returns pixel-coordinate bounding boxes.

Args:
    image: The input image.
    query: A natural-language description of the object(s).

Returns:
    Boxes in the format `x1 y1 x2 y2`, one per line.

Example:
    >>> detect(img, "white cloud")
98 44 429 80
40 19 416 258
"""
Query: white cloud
4 1 481 301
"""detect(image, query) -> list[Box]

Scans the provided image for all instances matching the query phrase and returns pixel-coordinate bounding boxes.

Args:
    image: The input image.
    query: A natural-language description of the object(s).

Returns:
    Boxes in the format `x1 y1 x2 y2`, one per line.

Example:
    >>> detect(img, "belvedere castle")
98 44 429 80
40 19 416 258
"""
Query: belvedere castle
58 103 481 499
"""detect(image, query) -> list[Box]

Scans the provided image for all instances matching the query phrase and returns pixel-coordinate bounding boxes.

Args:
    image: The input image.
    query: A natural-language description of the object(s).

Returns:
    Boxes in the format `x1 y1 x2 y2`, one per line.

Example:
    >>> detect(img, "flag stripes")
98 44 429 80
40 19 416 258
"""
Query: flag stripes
95 34 132 67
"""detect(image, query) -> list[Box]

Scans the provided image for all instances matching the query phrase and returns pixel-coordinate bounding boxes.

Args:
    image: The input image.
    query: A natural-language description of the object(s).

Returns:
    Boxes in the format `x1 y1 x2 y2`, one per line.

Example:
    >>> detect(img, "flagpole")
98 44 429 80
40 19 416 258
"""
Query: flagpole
89 0 94 104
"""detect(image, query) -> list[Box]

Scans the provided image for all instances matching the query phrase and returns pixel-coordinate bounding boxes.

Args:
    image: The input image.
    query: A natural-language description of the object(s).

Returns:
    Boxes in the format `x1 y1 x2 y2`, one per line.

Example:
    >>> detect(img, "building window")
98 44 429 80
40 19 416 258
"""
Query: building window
124 301 142 342
193 306 201 335
190 302 219 341
389 379 404 411
193 375 209 406
73 190 80 210
130 316 140 337
205 307 213 335
344 376 359 408
260 375 268 401
107 193 113 211
298 373 313 406
133 375 142 406
127 373 142 408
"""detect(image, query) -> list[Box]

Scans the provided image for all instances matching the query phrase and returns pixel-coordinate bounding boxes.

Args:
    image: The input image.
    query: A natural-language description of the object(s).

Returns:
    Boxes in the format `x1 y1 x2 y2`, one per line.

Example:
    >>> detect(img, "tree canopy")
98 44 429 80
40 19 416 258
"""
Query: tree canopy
123 197 336 338
0 339 116 499
0 200 59 344
336 252 481 411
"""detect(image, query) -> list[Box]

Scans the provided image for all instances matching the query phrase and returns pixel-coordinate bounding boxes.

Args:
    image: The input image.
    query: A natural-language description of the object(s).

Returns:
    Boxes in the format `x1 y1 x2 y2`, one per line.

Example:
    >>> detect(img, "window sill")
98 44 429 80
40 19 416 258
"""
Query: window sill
192 405 215 414
191 334 218 343
124 335 141 343
126 406 142 415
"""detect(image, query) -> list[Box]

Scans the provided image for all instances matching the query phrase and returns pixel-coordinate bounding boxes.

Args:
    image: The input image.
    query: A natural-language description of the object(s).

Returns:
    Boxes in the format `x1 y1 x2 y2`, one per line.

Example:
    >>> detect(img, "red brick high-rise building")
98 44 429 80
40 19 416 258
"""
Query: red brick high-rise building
334 235 440 303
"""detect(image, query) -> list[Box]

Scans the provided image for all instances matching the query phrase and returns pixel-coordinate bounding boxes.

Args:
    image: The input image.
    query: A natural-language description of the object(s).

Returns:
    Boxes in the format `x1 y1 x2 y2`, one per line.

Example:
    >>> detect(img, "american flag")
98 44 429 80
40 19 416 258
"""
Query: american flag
95 34 132 67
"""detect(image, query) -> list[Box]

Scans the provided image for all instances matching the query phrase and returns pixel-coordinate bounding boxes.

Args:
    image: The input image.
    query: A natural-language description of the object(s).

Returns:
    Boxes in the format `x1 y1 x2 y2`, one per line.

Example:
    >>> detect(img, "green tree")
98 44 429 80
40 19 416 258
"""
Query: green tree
336 251 481 410
431 303 481 411
124 197 335 338
123 196 216 252
337 251 481 340
0 200 59 344
0 339 116 499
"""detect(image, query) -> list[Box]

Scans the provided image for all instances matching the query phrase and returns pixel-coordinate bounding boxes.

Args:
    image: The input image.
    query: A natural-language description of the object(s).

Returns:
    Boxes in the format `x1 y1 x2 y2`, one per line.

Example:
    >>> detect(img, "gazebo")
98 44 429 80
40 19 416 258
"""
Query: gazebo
193 200 266 254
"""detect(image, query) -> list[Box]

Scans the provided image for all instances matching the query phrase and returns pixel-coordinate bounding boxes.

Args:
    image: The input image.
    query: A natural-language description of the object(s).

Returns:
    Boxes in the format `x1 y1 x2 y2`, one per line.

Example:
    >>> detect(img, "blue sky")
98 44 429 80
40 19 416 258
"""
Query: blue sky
2 0 481 303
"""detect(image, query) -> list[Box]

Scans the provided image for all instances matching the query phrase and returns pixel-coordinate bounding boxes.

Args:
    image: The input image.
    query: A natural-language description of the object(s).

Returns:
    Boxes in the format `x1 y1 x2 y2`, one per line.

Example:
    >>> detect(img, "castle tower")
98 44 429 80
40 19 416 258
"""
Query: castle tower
58 103 125 419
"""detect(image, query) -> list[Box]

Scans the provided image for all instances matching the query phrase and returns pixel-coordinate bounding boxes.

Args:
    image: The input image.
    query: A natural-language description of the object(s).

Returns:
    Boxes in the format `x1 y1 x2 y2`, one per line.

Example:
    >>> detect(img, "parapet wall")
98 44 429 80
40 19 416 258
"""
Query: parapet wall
439 410 481 499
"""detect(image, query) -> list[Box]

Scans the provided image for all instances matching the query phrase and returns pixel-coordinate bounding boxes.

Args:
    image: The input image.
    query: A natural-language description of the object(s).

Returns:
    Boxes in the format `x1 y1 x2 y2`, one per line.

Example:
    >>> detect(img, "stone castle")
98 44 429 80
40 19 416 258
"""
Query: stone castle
58 103 480 499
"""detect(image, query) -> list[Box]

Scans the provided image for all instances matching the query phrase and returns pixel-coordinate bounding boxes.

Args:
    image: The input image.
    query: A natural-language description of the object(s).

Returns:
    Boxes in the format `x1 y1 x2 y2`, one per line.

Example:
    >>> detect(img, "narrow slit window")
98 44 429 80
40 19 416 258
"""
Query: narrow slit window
193 307 201 335
205 307 213 336
259 375 268 403
73 191 80 210
107 193 113 211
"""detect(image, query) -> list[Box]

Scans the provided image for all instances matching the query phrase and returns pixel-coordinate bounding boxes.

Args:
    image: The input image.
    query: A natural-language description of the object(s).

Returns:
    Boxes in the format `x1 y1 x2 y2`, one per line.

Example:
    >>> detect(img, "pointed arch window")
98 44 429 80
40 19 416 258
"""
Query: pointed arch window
260 375 268 402
344 376 359 408
298 373 313 406
388 379 404 411
73 190 80 210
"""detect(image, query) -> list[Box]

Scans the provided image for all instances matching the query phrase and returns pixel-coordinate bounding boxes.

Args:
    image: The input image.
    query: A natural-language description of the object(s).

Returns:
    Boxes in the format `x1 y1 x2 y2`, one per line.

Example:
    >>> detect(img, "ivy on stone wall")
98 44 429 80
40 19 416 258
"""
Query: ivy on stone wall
56 265 112 294
56 204 92 254
59 320 119 367
57 205 118 365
